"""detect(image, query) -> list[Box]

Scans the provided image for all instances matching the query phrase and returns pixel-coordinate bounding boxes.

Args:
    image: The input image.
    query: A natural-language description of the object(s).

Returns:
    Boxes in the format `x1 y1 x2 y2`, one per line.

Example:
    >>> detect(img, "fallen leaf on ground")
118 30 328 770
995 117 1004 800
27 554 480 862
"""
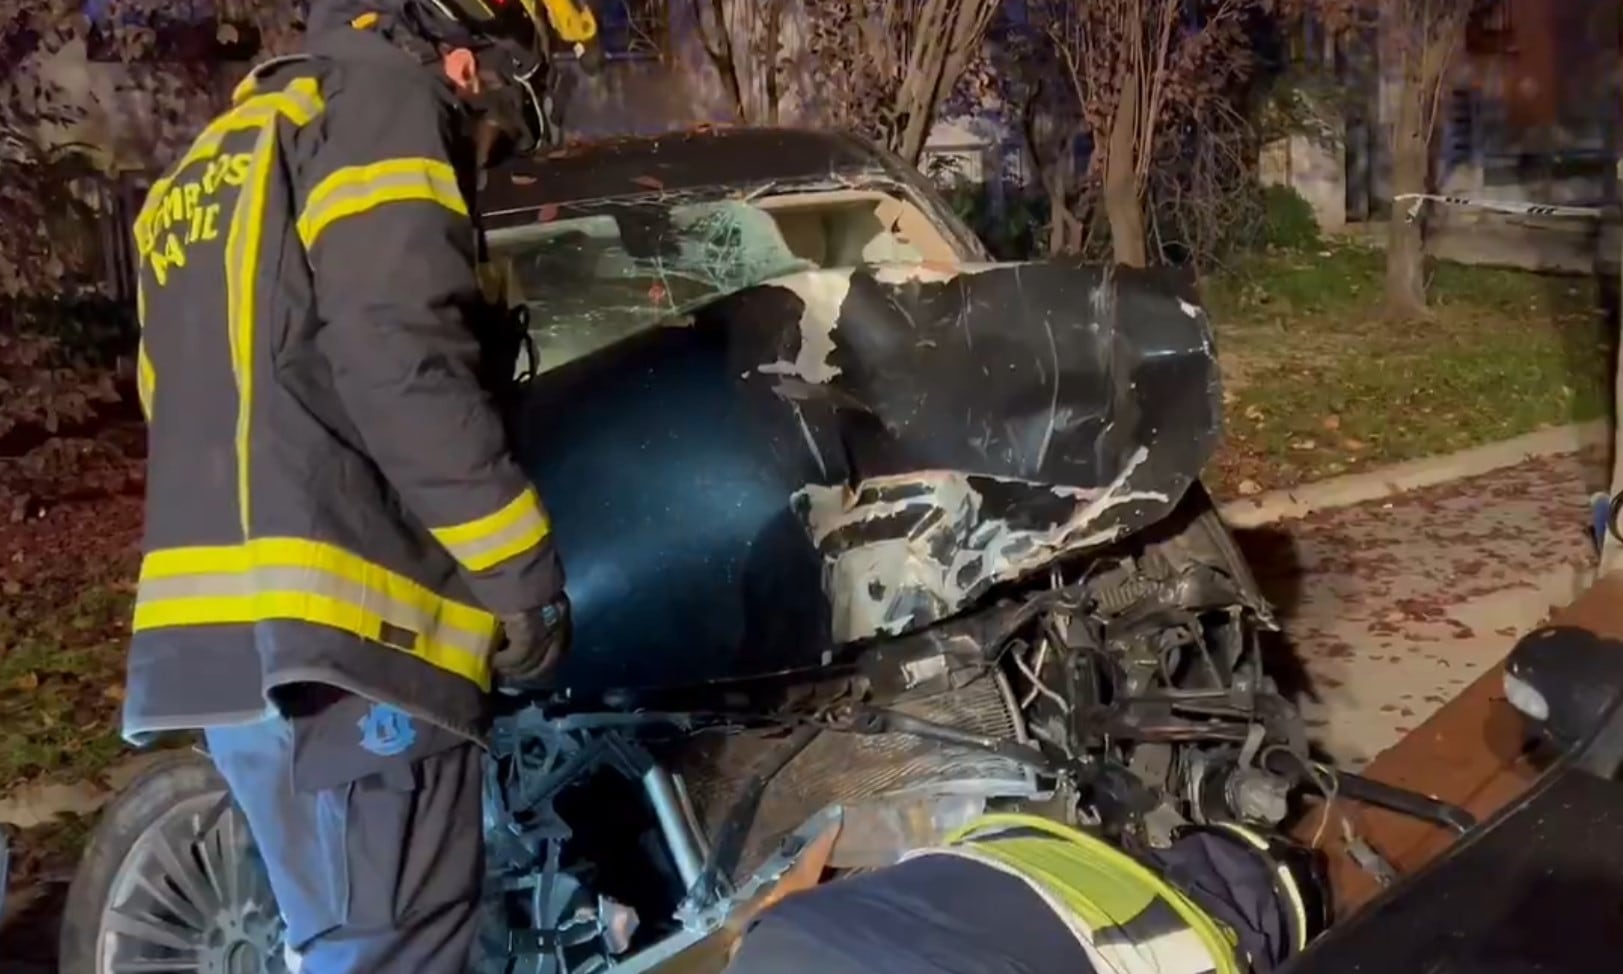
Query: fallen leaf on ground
12 672 39 690
1322 415 1342 431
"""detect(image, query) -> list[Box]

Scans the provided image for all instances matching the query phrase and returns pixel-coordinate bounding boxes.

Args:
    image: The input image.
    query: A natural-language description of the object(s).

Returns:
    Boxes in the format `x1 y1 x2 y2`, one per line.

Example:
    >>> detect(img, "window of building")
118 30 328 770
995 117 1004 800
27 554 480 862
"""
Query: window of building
1465 0 1516 56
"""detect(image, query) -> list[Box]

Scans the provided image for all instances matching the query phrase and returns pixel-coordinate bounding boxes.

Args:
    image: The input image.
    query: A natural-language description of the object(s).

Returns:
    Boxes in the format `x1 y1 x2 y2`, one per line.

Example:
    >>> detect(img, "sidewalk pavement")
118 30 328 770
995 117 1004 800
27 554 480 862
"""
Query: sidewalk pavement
1239 446 1607 766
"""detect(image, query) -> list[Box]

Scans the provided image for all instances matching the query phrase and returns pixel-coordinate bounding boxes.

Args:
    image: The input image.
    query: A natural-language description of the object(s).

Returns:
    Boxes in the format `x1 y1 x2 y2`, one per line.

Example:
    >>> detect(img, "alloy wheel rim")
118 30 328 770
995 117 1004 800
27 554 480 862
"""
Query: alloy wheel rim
96 792 285 974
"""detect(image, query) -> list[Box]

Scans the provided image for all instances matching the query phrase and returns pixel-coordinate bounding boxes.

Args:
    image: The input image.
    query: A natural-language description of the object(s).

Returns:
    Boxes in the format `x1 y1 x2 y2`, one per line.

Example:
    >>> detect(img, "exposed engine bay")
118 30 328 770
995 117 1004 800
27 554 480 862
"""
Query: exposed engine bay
472 260 1477 973
471 490 1326 974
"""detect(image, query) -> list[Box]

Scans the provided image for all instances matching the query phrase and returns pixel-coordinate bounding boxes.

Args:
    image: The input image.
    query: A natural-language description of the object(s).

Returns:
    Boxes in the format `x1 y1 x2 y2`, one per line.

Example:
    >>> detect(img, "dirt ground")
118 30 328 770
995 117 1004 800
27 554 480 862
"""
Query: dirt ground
1238 446 1604 766
0 383 143 964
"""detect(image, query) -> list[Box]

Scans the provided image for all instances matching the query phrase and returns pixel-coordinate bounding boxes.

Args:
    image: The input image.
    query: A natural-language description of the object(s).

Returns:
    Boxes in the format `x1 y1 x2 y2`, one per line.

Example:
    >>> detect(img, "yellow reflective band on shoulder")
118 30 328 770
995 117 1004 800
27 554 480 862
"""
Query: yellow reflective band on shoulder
430 487 552 573
134 538 497 689
296 158 468 250
135 78 324 251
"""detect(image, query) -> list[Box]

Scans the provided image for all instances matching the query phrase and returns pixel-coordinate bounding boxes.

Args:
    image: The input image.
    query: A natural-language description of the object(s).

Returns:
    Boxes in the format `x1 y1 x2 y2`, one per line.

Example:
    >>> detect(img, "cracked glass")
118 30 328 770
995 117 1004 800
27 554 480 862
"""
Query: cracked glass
488 201 815 373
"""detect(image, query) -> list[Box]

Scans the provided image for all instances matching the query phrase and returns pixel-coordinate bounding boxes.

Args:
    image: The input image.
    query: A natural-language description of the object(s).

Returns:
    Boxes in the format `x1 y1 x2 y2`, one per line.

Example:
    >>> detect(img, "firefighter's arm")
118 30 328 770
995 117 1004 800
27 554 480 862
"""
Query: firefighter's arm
299 71 560 616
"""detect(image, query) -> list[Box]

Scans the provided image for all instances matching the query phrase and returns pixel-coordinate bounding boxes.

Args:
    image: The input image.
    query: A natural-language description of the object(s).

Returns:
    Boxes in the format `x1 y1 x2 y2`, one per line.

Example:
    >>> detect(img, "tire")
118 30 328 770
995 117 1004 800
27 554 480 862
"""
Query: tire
59 750 284 974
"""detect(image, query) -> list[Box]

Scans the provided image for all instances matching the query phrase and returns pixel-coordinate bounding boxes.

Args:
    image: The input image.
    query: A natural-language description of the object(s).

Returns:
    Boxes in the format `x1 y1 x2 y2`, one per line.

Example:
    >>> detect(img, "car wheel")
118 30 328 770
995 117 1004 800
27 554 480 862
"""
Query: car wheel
59 751 285 974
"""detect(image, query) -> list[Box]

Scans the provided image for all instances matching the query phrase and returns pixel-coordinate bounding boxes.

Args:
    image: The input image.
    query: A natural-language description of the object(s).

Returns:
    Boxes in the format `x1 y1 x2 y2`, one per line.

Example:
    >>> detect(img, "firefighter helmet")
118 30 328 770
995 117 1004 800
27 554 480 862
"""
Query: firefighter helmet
419 0 597 66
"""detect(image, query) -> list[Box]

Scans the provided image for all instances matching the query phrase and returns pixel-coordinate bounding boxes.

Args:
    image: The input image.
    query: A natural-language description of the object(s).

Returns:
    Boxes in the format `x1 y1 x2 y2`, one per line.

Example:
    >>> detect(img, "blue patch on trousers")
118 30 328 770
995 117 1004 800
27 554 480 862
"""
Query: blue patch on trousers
357 703 417 756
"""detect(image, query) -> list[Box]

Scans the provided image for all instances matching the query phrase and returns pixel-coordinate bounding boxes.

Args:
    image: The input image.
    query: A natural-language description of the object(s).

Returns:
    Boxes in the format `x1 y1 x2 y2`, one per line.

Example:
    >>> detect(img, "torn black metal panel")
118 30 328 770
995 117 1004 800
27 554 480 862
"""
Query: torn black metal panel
753 260 1219 489
729 260 1222 642
507 255 1222 683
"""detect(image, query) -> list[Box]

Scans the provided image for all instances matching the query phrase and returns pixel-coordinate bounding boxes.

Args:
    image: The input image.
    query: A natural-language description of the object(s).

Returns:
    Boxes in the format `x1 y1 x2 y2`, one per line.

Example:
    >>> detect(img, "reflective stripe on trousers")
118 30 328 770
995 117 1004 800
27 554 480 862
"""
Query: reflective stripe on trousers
134 538 497 688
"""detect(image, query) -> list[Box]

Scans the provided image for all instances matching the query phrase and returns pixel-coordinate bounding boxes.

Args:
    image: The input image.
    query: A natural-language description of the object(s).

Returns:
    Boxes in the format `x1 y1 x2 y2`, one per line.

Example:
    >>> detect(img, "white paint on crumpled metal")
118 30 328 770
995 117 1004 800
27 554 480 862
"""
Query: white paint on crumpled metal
800 448 1169 644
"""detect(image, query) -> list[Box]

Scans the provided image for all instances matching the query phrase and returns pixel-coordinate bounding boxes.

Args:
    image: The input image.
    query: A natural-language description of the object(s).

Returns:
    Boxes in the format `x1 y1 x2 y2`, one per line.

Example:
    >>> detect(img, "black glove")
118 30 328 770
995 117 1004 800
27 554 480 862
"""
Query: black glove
493 594 570 686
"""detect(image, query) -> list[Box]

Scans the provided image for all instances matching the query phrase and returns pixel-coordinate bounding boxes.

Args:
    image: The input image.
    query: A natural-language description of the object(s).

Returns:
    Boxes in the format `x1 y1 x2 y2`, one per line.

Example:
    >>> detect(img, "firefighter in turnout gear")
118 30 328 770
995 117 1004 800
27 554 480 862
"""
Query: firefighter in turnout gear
725 815 1330 974
123 2 595 970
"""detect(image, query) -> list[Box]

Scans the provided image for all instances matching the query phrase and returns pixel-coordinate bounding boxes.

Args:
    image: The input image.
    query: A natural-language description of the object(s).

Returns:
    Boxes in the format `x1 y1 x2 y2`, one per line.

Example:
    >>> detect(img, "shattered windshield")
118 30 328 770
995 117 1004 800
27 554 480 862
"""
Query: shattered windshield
488 201 815 372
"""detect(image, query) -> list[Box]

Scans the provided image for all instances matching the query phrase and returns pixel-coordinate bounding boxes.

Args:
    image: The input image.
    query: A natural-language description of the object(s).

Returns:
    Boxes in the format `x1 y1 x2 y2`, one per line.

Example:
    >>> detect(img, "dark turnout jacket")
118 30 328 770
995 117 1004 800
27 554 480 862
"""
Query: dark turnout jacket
124 22 560 745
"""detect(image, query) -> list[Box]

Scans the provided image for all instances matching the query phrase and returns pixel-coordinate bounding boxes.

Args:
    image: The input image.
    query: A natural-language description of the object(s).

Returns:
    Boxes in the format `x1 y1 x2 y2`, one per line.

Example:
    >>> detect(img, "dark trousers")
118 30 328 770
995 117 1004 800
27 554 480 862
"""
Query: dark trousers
205 716 483 974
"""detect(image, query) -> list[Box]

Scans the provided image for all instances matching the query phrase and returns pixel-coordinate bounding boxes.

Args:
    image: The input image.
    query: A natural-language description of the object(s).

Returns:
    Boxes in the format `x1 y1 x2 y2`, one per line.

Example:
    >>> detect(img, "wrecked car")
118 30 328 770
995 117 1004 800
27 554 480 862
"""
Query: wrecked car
60 128 1408 974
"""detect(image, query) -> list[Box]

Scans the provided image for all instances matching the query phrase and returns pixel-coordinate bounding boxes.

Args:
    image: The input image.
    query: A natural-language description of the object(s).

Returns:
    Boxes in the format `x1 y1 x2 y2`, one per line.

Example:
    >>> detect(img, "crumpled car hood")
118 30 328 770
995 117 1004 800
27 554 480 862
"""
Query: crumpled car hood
727 259 1222 643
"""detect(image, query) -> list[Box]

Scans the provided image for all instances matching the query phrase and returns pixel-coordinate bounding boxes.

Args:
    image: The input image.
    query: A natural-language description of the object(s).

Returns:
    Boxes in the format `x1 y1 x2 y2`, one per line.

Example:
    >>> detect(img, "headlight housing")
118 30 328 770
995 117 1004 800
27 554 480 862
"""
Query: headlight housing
1503 669 1549 723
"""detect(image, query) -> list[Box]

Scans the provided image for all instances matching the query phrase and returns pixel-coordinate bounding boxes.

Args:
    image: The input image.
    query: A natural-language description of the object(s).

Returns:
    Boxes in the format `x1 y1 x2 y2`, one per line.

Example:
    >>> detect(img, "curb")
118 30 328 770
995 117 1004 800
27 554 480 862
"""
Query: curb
1219 420 1609 529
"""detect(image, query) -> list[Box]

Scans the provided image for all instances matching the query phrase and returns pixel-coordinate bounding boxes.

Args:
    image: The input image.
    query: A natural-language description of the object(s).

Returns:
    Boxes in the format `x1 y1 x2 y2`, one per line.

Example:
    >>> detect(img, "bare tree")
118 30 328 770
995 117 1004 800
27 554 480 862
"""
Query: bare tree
690 0 790 125
1378 0 1472 317
1029 0 1256 267
0 0 292 299
802 0 1001 166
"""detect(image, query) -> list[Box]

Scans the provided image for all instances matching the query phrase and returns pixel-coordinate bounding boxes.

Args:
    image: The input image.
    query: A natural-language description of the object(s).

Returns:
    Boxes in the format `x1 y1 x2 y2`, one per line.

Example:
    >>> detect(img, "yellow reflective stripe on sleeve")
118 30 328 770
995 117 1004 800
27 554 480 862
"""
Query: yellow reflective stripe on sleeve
429 487 553 572
134 538 498 689
296 158 468 250
135 277 155 419
136 342 156 420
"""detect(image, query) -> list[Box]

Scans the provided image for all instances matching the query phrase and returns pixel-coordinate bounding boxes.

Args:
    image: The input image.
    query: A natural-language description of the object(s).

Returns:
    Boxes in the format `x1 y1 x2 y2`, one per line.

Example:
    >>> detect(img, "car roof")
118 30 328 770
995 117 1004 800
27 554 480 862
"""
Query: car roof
480 127 910 224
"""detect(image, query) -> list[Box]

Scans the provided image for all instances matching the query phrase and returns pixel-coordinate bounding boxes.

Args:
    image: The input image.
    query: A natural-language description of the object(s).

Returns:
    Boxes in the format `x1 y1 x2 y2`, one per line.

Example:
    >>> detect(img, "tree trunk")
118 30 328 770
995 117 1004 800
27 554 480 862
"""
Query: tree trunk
1046 180 1069 255
1103 71 1148 268
1385 71 1430 317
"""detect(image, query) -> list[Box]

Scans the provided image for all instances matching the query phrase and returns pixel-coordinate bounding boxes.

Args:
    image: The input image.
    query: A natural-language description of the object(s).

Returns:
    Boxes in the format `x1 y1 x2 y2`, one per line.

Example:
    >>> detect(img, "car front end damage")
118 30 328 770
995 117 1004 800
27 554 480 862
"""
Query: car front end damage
729 259 1224 642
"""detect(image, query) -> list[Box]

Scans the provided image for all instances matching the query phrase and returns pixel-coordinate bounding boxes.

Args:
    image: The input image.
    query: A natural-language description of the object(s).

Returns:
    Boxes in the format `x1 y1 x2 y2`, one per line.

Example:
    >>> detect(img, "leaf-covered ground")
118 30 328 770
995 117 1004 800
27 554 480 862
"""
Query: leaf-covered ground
0 330 146 798
1202 242 1613 497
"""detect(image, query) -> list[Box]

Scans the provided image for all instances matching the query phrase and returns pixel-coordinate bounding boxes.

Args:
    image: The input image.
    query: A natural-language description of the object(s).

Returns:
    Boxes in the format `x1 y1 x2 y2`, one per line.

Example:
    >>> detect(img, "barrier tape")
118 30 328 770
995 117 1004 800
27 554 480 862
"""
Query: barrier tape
1394 193 1605 223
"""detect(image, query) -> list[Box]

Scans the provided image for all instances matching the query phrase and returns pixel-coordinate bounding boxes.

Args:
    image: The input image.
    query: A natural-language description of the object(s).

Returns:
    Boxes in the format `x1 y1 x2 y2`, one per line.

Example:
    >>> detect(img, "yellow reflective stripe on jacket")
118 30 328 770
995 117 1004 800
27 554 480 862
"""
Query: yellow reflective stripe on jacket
136 342 156 420
941 814 1242 974
135 277 155 419
296 158 468 249
133 75 326 533
134 538 497 688
227 123 279 532
134 78 324 254
429 487 552 572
